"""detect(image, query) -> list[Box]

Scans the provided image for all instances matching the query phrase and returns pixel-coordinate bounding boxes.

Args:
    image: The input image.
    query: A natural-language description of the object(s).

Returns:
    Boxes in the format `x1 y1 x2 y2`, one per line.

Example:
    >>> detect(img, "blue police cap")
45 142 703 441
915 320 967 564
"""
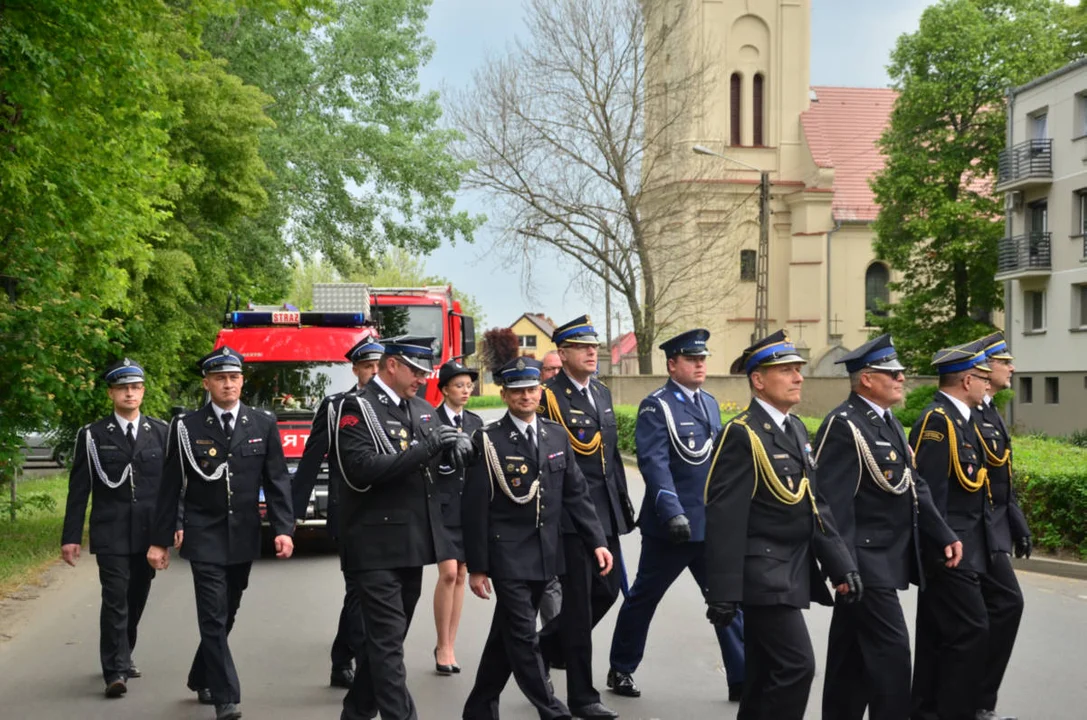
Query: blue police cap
730 329 806 375
346 338 385 364
659 328 711 358
498 357 542 388
977 331 1013 361
199 346 244 375
438 360 479 389
835 334 905 374
931 341 991 375
552 315 600 346
103 358 146 386
382 335 436 373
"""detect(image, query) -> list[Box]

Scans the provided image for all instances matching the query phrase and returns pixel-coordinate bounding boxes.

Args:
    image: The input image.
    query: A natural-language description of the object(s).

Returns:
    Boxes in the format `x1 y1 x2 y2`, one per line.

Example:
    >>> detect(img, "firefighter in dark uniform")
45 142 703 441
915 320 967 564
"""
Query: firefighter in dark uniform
537 314 635 720
333 336 466 720
292 337 384 689
461 356 613 720
432 360 484 674
908 342 1000 720
607 329 745 701
814 335 962 720
147 346 295 720
703 329 860 720
61 358 168 698
971 331 1027 720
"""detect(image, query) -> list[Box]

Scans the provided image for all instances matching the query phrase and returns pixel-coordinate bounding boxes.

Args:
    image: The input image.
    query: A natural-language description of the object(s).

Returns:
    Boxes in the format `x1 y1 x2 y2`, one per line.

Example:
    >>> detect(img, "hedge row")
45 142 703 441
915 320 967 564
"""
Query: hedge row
613 404 1087 558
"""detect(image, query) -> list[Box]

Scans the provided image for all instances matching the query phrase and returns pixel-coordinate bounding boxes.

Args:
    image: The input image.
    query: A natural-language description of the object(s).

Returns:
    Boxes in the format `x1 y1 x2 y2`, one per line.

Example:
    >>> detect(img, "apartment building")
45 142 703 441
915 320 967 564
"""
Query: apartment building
996 58 1087 436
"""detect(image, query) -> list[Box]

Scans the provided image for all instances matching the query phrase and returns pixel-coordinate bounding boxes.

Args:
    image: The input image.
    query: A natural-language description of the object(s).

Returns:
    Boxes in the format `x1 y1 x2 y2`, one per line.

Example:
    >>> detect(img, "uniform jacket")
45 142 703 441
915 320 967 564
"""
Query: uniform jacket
635 379 721 542
704 400 854 609
908 392 995 574
334 380 455 571
434 404 484 530
975 401 1030 554
150 402 293 564
462 413 606 581
62 414 169 555
539 371 634 537
814 393 958 590
292 384 359 537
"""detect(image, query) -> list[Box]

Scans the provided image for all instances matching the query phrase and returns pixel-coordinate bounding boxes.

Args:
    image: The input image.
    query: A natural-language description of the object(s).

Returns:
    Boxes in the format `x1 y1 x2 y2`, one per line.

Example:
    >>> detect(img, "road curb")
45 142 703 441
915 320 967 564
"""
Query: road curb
621 455 1087 581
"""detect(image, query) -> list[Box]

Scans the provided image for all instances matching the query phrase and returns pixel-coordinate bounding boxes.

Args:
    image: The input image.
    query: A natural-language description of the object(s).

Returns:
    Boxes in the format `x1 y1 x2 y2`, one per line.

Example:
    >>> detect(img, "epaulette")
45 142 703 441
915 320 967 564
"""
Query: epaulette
149 416 169 427
592 376 608 388
464 408 483 421
261 408 275 417
650 387 665 397
538 415 561 428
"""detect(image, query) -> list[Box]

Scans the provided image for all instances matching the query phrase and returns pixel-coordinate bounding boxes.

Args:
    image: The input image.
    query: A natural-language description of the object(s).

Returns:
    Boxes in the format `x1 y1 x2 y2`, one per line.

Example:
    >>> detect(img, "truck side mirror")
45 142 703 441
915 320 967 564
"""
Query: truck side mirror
461 315 476 358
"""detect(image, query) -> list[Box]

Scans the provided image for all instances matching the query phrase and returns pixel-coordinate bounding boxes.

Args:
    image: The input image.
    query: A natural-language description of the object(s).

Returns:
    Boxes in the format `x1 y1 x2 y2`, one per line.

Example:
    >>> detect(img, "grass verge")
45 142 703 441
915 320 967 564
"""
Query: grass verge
0 472 71 598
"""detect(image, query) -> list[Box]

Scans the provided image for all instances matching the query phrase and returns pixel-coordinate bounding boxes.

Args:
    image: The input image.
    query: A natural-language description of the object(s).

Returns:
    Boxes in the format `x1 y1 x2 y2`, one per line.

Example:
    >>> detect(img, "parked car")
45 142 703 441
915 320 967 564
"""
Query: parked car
20 431 69 466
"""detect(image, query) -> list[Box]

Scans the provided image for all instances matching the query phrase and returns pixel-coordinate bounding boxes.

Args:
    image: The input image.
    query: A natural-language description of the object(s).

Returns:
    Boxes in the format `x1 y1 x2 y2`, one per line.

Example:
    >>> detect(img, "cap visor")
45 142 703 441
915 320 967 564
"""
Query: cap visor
502 379 540 389
400 357 433 373
759 353 807 367
109 376 145 385
561 335 600 346
990 352 1014 361
868 358 905 372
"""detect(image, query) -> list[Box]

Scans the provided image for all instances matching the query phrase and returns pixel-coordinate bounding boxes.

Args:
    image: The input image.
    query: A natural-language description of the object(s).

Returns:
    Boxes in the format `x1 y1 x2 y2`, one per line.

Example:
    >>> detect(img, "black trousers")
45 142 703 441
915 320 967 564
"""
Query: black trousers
96 553 155 682
331 577 360 670
463 579 570 720
187 561 252 705
911 566 989 720
739 605 815 720
341 568 375 719
978 552 1024 712
822 587 911 720
540 534 621 708
343 567 422 720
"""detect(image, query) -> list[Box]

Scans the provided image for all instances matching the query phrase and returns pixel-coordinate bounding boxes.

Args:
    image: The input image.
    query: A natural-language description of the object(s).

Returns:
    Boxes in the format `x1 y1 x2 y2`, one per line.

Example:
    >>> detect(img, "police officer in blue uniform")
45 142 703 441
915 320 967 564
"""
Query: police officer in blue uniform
333 336 466 720
971 331 1026 720
703 329 860 720
292 337 384 689
537 315 634 720
814 335 961 720
461 357 613 720
607 329 745 701
61 359 169 698
908 342 1000 720
147 346 295 720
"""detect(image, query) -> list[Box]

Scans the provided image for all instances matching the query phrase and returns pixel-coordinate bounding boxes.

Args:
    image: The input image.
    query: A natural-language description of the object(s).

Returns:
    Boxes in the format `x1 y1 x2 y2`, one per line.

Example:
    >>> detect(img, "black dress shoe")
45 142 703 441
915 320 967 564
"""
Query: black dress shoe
196 688 214 705
606 668 640 698
215 702 243 720
570 701 619 719
433 648 454 675
125 664 141 678
728 682 743 702
330 666 354 688
104 676 127 698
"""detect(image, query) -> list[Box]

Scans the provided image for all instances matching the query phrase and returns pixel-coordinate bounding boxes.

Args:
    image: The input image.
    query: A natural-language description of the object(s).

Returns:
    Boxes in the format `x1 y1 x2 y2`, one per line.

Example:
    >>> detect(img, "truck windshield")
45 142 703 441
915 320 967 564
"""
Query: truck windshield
370 304 444 356
240 362 356 413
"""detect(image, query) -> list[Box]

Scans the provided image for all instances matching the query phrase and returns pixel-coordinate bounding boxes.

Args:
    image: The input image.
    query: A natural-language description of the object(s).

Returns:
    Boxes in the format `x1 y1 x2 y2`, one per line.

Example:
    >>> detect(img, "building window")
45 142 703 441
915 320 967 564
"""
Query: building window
865 262 890 317
1077 93 1087 137
1020 376 1033 403
1030 111 1048 139
753 73 765 147
1045 376 1059 404
517 335 537 349
740 249 757 282
1024 289 1046 331
1076 284 1087 329
1076 191 1087 237
730 73 742 146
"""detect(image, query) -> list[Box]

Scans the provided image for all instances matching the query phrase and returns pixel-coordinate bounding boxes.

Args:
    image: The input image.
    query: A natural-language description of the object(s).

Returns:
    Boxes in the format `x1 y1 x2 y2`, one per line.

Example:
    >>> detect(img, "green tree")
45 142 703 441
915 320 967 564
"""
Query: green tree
871 0 1076 371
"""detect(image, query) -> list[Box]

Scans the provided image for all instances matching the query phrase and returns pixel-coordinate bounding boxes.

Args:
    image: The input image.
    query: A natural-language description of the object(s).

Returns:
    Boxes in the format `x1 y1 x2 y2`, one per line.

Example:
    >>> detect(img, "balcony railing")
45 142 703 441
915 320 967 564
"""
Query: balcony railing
996 139 1053 189
996 232 1051 276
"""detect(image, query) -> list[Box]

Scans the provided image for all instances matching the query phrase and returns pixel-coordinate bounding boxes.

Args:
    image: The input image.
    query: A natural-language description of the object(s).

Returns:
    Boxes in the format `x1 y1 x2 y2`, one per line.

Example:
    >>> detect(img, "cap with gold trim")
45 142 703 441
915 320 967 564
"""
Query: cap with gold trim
976 331 1013 361
835 334 905 374
552 315 600 346
730 329 806 375
931 341 991 375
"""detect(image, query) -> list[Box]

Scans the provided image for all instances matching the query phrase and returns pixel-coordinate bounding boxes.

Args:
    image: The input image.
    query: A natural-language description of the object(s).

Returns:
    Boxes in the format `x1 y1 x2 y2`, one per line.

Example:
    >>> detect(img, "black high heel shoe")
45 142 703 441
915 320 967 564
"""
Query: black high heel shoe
451 663 461 674
434 648 454 676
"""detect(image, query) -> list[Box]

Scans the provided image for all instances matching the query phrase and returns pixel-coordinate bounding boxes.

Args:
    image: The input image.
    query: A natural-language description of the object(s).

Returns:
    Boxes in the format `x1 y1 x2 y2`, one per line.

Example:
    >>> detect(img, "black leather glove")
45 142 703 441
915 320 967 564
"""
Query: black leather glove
451 434 474 470
665 514 691 544
1014 536 1032 559
705 601 738 627
836 571 864 604
425 425 460 457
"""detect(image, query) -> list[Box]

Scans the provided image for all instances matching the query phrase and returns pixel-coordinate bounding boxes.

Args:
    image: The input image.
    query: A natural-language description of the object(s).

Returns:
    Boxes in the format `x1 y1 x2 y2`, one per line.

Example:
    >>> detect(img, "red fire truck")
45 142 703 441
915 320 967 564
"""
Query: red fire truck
212 283 475 529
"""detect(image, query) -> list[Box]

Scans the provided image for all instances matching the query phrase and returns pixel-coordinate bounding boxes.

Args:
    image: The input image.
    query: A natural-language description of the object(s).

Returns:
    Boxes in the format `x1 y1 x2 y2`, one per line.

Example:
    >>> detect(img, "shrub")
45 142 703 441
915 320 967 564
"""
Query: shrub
896 384 938 429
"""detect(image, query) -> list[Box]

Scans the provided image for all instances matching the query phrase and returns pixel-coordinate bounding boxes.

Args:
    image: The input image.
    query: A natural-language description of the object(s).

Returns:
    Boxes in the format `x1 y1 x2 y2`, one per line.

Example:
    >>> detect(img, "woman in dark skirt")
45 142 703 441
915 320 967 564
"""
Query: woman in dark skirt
431 360 483 674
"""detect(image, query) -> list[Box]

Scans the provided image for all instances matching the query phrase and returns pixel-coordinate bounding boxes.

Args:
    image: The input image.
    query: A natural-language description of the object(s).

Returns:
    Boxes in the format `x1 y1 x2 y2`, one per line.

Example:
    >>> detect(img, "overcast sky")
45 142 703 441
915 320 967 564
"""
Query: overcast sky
413 0 1052 333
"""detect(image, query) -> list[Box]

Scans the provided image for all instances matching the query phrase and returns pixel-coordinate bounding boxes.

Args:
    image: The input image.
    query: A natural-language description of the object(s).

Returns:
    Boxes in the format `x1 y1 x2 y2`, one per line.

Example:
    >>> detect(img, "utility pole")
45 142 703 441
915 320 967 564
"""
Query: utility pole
692 146 770 343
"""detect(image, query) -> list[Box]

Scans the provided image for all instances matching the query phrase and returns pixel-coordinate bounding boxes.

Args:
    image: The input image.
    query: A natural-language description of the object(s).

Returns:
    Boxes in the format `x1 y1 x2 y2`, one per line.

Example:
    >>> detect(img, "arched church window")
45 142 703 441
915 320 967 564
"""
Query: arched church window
730 73 742 146
753 73 765 146
865 262 890 317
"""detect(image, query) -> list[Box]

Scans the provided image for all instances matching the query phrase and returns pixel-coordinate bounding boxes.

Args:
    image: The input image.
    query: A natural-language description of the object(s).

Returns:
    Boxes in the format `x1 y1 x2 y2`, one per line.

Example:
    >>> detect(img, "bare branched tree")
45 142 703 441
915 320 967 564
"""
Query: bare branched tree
446 0 743 372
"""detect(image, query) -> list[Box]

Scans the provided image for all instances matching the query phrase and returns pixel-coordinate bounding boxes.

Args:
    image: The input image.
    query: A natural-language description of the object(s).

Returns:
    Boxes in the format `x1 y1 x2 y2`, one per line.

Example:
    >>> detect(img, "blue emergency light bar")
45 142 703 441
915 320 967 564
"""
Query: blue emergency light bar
226 311 368 327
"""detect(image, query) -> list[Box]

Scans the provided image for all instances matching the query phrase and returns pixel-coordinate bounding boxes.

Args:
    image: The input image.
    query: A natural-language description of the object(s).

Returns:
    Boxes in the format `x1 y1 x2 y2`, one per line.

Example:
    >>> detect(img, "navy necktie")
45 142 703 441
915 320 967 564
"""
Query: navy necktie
221 412 233 439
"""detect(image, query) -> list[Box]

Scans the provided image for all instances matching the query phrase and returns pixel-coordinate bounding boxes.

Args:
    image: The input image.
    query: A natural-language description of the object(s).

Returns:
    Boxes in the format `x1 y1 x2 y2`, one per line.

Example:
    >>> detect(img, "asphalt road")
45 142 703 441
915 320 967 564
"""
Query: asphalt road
2 441 1086 717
